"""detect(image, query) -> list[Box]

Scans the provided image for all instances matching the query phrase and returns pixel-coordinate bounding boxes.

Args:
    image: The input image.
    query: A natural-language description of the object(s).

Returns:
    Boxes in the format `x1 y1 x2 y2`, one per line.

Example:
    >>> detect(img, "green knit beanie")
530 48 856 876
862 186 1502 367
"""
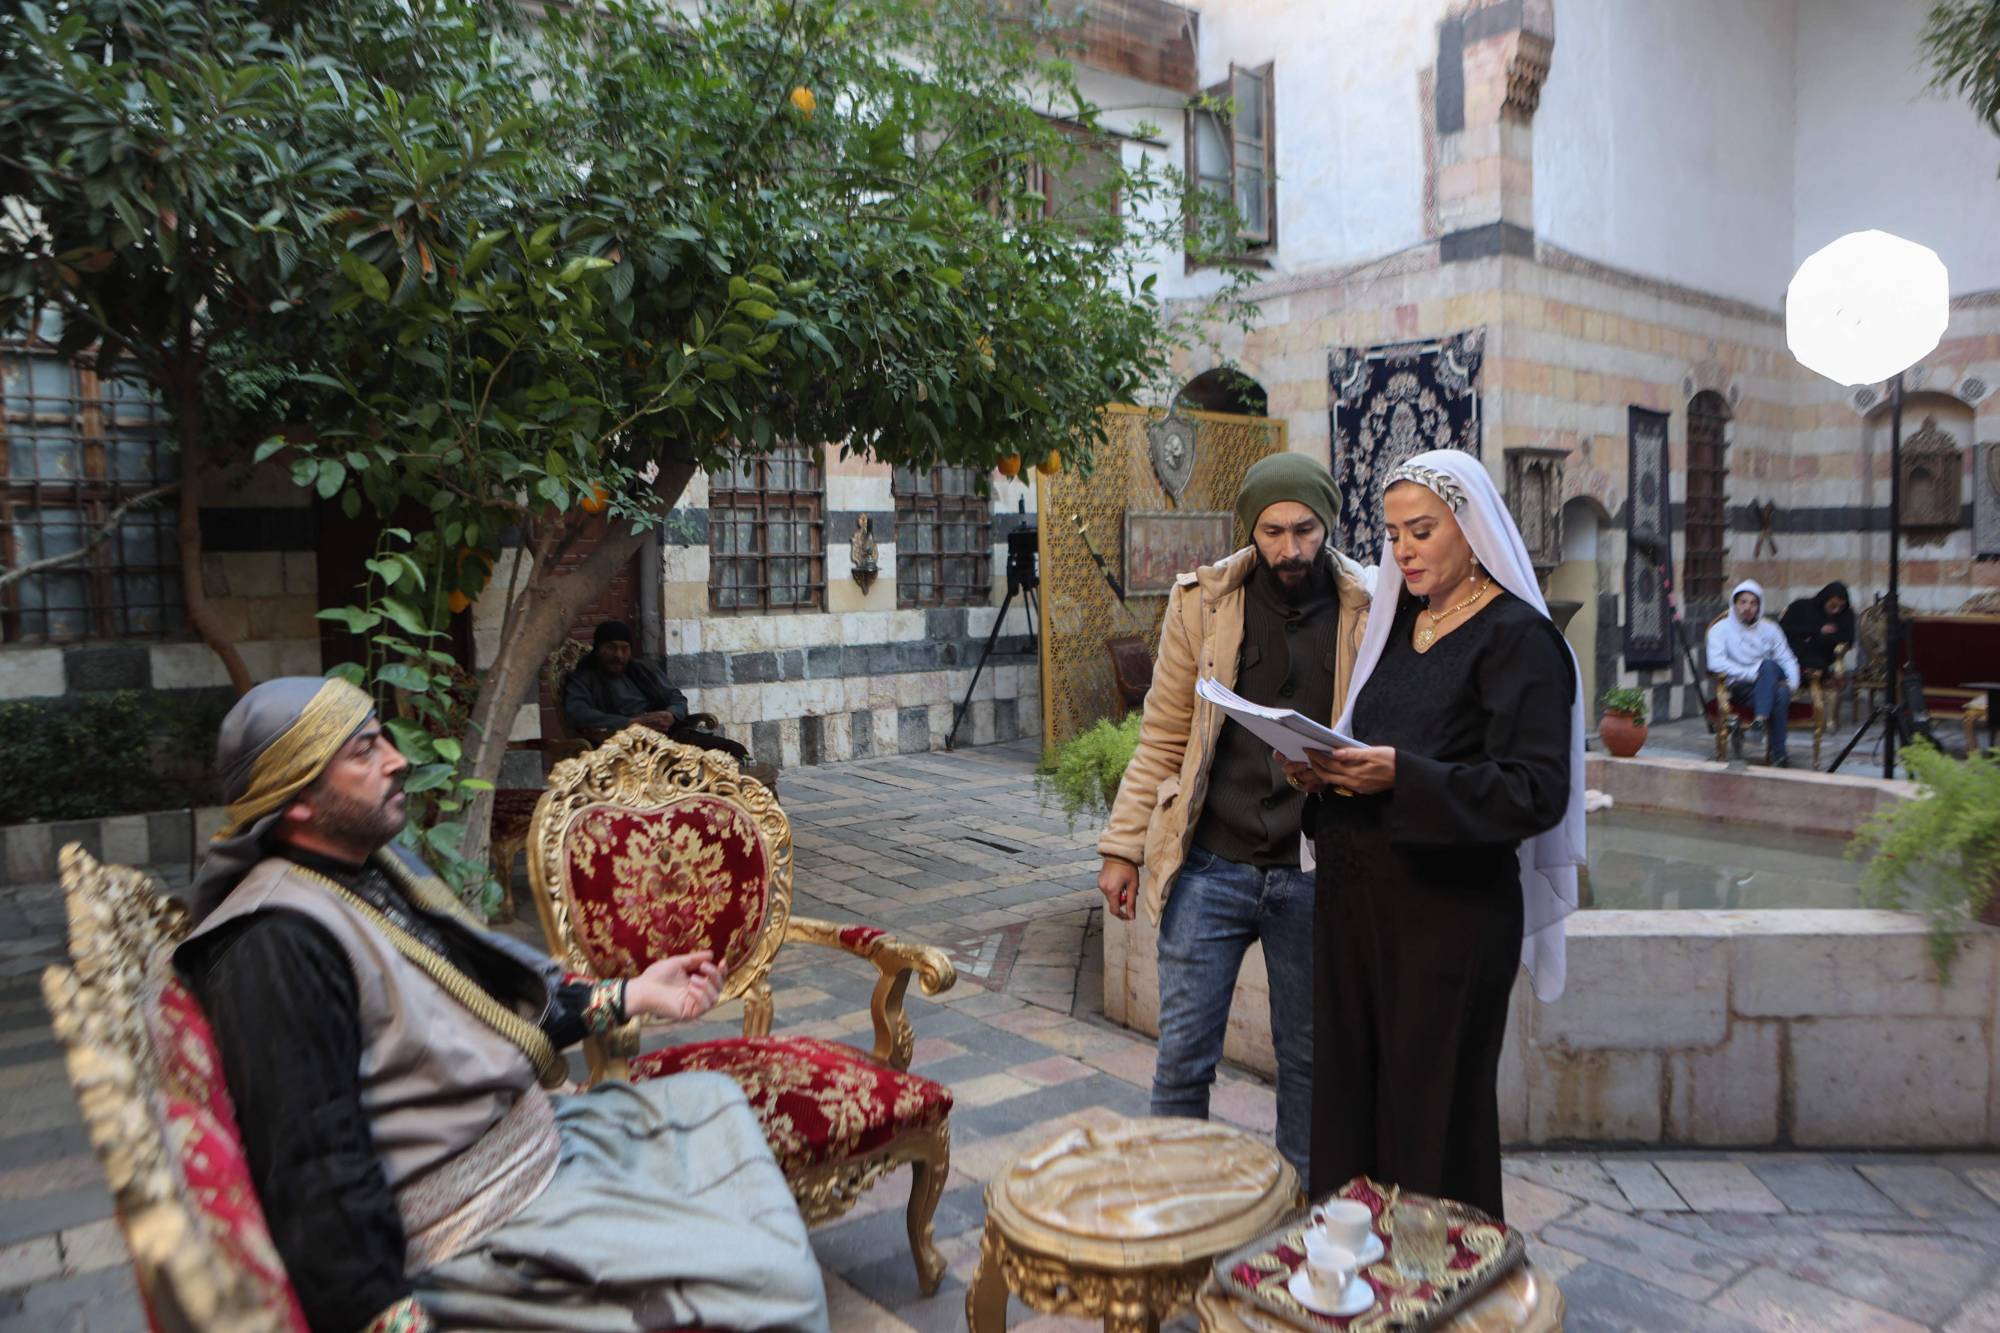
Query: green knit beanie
1234 452 1341 540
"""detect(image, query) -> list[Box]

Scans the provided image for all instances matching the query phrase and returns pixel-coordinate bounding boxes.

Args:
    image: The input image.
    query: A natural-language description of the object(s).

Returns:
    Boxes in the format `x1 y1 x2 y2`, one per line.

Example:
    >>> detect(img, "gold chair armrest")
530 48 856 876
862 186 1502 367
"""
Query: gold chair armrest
785 916 957 1070
583 1016 643 1085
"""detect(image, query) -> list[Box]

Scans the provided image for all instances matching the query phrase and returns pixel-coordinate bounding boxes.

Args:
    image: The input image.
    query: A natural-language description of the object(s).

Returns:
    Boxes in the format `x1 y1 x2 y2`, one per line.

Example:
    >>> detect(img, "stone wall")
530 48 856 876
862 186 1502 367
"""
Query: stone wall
648 452 1044 768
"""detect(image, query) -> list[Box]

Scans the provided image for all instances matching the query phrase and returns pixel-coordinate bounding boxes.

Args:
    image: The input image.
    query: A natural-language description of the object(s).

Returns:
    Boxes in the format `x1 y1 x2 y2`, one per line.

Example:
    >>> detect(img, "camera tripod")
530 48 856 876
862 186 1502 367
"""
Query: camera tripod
944 528 1040 750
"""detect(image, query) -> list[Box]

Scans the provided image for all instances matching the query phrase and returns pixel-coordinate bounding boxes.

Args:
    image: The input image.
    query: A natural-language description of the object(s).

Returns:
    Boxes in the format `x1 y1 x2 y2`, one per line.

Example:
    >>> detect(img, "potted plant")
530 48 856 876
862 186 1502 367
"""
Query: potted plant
1598 687 1649 758
1850 741 2000 981
1035 714 1143 829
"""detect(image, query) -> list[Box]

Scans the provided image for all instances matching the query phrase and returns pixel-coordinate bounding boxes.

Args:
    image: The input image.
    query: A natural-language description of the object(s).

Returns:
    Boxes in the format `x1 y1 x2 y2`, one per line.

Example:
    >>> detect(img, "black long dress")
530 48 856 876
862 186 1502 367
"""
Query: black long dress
1308 591 1574 1220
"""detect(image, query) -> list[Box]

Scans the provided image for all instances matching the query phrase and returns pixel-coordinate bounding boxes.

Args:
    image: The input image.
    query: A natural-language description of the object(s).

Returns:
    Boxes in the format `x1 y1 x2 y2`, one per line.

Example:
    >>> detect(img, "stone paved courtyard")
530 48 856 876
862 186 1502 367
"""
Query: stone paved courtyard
5 739 2000 1329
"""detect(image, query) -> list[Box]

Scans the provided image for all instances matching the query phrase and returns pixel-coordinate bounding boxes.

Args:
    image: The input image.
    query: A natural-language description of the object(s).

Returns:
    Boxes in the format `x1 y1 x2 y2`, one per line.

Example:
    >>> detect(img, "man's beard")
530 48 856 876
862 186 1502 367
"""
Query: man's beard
1263 552 1317 604
313 782 407 849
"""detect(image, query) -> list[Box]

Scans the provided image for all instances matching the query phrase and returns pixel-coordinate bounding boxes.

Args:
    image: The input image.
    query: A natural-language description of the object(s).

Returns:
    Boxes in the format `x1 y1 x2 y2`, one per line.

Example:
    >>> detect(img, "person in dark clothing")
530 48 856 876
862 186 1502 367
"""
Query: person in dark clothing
1094 453 1372 1182
562 620 758 771
1289 451 1584 1221
1779 581 1855 675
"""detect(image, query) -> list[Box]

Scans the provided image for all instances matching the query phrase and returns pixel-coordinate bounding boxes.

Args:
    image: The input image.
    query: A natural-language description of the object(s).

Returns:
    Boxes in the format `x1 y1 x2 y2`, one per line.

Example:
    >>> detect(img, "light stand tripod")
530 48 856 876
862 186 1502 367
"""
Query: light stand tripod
944 528 1039 750
1826 371 1909 776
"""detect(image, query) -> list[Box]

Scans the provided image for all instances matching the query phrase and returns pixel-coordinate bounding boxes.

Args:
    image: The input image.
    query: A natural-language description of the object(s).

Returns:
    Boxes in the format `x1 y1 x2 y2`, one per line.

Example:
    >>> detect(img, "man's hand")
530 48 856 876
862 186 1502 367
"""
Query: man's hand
634 708 681 734
626 950 726 1022
1278 752 1325 793
1098 856 1139 921
1307 745 1398 795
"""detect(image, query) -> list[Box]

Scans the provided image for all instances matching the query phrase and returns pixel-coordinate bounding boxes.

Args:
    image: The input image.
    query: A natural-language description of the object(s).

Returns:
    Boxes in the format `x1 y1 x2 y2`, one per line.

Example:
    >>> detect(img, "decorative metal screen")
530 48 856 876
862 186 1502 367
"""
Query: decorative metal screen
893 464 991 607
1036 405 1284 750
1683 391 1730 611
1 342 182 643
708 444 825 613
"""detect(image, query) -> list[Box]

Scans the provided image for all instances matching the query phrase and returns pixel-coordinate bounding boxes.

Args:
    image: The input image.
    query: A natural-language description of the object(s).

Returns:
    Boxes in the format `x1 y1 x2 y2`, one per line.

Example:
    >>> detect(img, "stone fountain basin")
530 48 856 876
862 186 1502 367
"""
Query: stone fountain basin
1101 755 2000 1147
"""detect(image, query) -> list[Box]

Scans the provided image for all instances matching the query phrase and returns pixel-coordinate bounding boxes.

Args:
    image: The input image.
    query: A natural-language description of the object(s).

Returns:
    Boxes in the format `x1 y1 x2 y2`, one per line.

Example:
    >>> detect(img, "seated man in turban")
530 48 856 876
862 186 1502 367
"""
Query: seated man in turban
562 621 772 781
176 677 828 1333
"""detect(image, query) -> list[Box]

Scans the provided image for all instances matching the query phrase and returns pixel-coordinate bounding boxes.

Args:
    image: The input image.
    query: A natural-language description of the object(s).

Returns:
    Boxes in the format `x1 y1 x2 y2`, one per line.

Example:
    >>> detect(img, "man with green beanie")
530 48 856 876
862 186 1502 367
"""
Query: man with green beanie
1097 451 1371 1180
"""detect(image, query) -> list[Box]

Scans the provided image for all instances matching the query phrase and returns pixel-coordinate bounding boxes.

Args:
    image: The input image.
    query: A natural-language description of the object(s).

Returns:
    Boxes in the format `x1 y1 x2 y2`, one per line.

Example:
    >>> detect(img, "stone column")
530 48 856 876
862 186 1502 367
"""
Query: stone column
1431 0 1553 263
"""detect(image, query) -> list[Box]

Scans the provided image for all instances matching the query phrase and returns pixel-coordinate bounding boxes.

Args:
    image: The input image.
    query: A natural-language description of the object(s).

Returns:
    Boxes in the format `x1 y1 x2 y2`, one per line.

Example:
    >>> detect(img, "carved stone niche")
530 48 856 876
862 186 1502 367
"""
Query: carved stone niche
1899 415 1964 540
1505 446 1568 578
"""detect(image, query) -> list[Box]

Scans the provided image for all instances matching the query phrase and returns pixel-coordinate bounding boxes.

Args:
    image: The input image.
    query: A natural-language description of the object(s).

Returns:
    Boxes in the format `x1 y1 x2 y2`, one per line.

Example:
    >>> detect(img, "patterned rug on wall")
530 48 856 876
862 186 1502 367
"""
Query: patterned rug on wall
1327 328 1484 559
1623 406 1675 670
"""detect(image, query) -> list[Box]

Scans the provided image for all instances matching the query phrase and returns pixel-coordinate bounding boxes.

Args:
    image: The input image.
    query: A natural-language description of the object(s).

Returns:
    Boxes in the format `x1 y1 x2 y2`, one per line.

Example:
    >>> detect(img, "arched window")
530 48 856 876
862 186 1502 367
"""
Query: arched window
1175 368 1269 417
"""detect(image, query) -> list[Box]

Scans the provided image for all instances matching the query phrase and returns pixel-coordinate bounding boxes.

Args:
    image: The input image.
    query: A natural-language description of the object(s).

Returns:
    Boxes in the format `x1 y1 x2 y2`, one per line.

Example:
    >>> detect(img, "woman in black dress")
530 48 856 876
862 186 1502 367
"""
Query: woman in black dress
1289 451 1584 1220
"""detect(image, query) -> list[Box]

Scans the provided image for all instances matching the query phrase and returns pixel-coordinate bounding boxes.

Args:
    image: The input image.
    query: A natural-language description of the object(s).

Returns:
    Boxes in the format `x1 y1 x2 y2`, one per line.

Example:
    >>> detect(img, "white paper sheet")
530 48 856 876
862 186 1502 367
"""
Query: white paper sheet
1195 677 1365 762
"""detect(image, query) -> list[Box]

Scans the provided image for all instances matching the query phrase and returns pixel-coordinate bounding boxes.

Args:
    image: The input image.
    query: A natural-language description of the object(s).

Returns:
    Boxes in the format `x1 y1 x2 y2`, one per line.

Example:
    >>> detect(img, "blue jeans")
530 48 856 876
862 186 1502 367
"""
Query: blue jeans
1153 842 1315 1180
1730 660 1792 759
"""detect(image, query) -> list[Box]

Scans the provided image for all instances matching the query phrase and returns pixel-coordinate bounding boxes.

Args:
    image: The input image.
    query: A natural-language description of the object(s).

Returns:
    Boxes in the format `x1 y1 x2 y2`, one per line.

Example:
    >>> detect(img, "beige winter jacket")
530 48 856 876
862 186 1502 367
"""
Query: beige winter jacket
1098 545 1373 923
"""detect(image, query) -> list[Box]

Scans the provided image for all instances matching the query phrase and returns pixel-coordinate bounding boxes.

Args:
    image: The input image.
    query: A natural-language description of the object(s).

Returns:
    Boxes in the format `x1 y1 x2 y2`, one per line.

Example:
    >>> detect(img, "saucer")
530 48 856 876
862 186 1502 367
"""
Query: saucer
1287 1269 1375 1318
1306 1227 1384 1268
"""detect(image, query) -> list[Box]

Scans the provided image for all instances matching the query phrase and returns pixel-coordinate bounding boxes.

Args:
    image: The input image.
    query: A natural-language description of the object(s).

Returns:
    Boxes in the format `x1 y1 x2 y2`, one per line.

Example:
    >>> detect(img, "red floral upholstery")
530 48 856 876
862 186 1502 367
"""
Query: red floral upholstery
836 924 887 952
561 798 770 979
628 1036 952 1173
150 979 309 1330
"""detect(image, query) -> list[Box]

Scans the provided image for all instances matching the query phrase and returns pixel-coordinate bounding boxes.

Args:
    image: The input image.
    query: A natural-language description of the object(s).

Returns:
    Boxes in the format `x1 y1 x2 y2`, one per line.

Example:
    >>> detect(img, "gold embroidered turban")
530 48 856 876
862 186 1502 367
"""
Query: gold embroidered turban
215 677 377 838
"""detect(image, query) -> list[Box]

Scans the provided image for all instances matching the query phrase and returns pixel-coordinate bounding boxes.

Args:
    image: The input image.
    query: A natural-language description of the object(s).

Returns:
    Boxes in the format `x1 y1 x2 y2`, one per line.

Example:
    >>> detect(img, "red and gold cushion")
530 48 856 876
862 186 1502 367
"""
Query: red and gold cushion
629 1036 951 1174
835 924 887 952
560 798 770 980
150 981 309 1330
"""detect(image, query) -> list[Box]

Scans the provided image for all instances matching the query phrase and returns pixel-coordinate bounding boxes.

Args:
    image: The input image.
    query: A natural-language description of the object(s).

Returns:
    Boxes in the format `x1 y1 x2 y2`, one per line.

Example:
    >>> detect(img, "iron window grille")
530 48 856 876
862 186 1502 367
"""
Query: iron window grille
708 443 826 613
894 465 991 607
1 336 183 644
1684 393 1731 610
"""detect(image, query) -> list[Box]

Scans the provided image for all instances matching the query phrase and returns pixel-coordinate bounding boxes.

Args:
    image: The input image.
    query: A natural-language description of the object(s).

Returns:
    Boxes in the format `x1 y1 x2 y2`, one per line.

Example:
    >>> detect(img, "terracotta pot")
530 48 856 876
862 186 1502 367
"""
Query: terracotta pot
1598 710 1647 758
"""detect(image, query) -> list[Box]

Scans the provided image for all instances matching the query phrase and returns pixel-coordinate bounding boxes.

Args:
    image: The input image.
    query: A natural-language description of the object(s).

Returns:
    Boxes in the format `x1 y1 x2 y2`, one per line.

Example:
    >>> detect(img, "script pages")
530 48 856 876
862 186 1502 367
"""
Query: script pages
1193 677 1364 762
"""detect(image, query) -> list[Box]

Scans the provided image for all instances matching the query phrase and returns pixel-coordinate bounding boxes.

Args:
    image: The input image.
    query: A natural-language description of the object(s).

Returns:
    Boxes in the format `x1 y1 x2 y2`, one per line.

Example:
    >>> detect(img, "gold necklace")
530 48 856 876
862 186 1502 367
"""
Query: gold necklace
1414 577 1491 652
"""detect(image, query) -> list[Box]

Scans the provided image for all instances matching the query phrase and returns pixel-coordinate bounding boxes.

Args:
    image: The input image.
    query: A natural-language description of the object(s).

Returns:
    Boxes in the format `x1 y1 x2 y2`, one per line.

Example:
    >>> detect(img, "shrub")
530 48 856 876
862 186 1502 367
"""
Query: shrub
0 689 232 824
1035 714 1143 829
1850 739 2000 981
1600 686 1649 724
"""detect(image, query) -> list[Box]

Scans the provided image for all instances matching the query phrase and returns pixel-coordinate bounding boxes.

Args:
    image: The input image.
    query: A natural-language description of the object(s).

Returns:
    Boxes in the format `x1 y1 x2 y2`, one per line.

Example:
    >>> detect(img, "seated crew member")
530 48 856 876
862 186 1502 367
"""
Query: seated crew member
176 677 828 1333
1706 578 1801 768
561 620 766 774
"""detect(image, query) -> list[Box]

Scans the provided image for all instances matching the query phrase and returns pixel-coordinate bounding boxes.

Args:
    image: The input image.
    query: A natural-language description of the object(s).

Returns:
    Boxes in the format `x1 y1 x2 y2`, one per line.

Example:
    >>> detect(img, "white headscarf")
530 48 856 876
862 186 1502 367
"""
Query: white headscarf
1334 450 1587 1002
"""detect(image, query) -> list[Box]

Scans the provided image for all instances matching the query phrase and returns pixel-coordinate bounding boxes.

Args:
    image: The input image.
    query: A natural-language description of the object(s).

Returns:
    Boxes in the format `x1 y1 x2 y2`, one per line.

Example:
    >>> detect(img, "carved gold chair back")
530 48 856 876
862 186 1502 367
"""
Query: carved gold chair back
527 726 793 1074
41 845 307 1333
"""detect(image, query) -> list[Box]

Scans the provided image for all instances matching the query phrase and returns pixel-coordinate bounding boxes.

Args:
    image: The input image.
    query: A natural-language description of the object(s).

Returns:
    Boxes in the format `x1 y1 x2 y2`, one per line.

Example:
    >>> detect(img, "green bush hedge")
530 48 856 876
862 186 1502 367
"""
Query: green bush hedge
0 688 233 824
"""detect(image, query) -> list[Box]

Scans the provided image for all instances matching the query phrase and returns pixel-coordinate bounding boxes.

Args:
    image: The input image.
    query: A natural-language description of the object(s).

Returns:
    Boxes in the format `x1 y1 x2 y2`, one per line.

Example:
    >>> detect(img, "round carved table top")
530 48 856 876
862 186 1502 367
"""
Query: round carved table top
986 1117 1297 1269
1194 1263 1564 1333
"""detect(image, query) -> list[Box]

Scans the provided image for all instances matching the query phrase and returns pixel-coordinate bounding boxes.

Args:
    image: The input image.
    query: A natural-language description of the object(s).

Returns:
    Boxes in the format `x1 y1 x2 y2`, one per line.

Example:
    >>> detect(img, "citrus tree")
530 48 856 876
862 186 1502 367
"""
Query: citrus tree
3 0 1258 900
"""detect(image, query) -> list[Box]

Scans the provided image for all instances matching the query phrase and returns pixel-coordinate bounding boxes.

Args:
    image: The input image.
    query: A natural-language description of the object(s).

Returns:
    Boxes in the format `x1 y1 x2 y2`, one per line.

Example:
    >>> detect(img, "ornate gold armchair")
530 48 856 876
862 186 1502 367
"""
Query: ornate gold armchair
527 727 958 1293
42 846 308 1332
1703 610 1839 767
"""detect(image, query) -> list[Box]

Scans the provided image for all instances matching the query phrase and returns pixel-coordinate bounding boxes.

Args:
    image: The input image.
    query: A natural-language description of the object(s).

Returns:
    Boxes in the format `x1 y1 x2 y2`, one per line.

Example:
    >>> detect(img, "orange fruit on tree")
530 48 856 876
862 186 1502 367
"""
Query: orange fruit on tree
447 590 473 615
579 485 609 514
1037 450 1062 476
995 454 1022 479
789 86 816 117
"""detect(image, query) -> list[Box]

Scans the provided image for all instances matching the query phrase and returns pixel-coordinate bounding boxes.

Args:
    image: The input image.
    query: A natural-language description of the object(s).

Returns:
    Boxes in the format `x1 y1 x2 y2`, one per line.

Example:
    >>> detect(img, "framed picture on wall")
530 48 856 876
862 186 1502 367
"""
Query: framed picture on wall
1123 510 1237 595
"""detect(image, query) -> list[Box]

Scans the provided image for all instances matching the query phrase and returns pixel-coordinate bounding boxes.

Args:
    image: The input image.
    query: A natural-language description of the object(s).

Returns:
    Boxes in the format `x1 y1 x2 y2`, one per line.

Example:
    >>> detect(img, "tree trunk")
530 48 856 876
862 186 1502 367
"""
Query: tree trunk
175 379 254 696
457 458 698 868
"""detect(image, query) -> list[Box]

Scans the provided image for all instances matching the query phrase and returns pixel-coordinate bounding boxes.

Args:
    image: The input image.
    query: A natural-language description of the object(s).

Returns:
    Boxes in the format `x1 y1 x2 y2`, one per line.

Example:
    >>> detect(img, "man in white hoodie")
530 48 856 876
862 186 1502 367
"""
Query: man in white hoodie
1705 579 1802 766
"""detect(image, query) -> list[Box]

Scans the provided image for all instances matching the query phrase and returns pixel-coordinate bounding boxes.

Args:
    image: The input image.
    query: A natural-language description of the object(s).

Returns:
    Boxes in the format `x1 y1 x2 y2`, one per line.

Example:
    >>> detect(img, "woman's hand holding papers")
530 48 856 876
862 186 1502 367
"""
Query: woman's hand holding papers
1307 744 1398 796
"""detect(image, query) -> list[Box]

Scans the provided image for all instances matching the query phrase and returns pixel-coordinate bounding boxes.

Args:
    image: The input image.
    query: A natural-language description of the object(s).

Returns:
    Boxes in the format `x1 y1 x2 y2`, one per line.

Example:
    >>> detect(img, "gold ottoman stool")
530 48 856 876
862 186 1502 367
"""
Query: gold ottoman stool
1193 1262 1565 1332
966 1117 1297 1332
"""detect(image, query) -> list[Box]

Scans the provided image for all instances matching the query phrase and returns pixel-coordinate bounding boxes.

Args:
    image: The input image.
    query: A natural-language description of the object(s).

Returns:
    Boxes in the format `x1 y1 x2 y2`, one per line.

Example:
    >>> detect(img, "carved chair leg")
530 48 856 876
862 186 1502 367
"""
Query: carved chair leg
965 1226 1011 1333
906 1120 950 1296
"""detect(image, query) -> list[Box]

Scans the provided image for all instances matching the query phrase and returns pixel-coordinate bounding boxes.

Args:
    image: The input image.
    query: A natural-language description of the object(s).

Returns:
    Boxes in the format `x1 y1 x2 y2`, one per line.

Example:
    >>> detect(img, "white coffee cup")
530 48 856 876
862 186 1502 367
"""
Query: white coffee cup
1303 1233 1358 1307
1312 1199 1373 1255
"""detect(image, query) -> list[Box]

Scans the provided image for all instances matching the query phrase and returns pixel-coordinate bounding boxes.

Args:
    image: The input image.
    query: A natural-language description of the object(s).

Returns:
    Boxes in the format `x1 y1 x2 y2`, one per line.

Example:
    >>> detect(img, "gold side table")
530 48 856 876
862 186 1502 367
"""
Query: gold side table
1193 1262 1565 1332
966 1117 1298 1333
